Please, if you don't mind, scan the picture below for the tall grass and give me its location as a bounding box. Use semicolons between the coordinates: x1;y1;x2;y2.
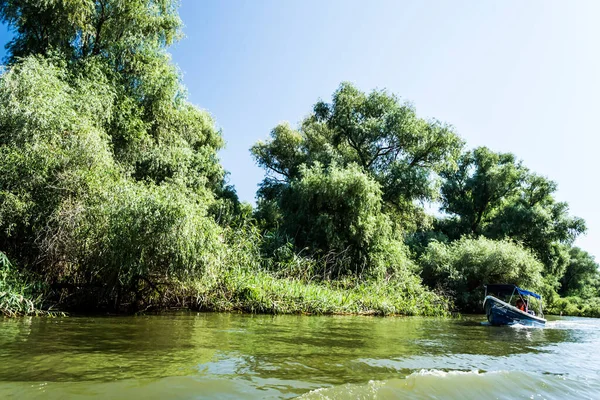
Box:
0;252;44;317
159;227;451;317
167;266;450;317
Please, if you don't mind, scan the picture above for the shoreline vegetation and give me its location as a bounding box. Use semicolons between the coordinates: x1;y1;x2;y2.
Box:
1;1;599;319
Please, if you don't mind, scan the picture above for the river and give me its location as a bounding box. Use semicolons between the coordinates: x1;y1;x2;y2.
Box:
0;313;598;399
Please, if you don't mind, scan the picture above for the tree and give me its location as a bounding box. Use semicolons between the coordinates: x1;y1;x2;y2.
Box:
438;147;585;279
0;0;181;65
559;247;599;298
0;0;227;194
252;82;464;231
486;177;585;278
439;147;526;236
0;1;233;309
278;163;393;277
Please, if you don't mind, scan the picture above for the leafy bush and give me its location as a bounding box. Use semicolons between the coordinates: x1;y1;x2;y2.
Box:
559;247;600;298
546;296;600;318
419;237;544;311
249;162;420;283
278;163;397;278
0;54;227;311
40;180;225;309
0;56;117;268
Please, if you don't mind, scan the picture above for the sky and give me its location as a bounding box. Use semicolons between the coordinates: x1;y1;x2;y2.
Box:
0;1;598;259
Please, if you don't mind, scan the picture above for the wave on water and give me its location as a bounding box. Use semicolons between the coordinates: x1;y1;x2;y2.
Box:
298;369;595;400
509;322;542;330
545;319;598;330
481;318;599;330
479;320;548;329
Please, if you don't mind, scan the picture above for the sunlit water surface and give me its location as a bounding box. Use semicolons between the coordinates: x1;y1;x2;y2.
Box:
0;313;598;399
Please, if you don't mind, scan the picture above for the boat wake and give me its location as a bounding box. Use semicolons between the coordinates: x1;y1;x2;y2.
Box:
298;369;595;399
509;322;543;329
545;320;598;330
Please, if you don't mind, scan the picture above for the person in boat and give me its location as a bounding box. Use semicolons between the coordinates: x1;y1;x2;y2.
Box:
516;298;527;312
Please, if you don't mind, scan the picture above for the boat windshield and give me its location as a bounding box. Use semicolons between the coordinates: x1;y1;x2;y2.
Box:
485;284;542;299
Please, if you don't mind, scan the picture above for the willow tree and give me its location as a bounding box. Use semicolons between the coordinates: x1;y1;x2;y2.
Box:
1;0;228;190
252;83;464;230
438;147;586;282
559;247;599;298
251;83;463;277
0;0;233;309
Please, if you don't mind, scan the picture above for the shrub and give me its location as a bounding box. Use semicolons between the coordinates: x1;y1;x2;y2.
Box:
41;180;225;309
545;296;600;318
419;237;544;311
279;163;388;277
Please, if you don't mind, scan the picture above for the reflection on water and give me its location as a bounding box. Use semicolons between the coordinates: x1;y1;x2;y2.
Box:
0;313;598;399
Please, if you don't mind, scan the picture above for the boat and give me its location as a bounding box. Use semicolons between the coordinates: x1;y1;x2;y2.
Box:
483;284;546;327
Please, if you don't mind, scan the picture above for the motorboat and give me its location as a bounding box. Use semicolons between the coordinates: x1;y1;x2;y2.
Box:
483;284;546;327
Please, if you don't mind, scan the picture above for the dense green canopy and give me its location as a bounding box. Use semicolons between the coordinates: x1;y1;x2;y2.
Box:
438;147;586;280
252;83;464;231
0;0;233;309
251;83;465;277
560;247;600;298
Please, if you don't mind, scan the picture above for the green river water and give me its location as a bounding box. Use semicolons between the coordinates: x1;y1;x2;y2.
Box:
0;313;598;399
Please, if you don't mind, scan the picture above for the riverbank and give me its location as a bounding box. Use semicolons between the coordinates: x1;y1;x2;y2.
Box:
176;269;451;317
6;269;600;318
1;267;451;318
4;251;598;319
545;296;600;318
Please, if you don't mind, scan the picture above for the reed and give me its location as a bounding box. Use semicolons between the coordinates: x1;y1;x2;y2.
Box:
172;266;450;317
0;252;43;317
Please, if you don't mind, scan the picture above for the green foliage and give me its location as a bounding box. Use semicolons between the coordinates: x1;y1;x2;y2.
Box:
0;0;182;64
440;147;526;236
0;56;117;265
559;247;599;298
45;181;224;307
252;82;464;231
0;0;231;311
439;147;585;281
1;0;227;194
250;83;463;292
253;162;421;281
405;230;450;259
546;296;600;318
154;223;449;317
176;266;450;317
419;237;544;311
310;83;464;211
0;251;44;316
279;163;390;277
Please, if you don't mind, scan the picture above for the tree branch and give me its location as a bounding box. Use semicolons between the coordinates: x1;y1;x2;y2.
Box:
92;0;106;56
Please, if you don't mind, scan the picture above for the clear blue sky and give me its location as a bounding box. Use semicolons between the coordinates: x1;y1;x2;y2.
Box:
1;1;598;259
